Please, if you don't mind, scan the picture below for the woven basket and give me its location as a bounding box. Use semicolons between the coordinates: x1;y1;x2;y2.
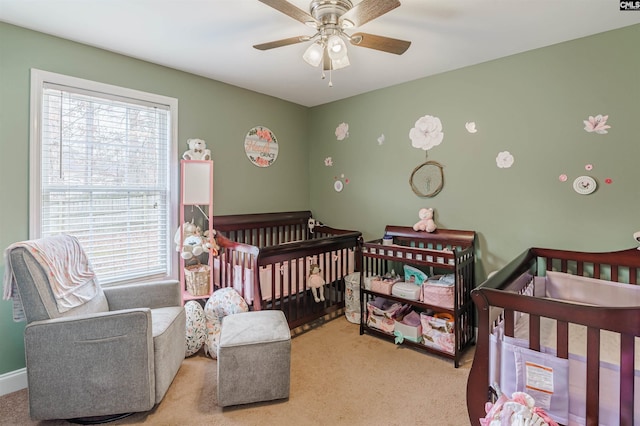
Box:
185;261;210;296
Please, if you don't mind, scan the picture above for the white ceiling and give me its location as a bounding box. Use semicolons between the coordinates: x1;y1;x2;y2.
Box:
1;0;639;107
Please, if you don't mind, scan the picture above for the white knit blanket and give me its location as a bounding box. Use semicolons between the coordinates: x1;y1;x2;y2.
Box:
3;235;99;321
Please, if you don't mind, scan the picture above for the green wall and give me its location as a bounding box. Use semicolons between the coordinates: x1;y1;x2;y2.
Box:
1;21;639;377
0;22;309;374
309;24;640;279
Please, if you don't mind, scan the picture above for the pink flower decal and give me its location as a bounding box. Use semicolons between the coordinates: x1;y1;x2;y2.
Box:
324;157;333;167
605;178;613;184
559;174;567;182
583;114;610;134
585;164;593;171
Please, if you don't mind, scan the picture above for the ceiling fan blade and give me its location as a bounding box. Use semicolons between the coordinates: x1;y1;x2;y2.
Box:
258;0;319;27
253;36;309;51
349;32;411;55
340;0;401;28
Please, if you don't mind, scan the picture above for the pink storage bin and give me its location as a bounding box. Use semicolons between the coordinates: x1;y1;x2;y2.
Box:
366;298;403;334
370;276;401;295
420;312;455;354
422;279;454;309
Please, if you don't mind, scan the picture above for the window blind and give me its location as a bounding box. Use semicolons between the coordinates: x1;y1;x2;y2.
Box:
39;83;172;284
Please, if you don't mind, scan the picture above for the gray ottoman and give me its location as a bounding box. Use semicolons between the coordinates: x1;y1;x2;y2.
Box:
217;310;291;407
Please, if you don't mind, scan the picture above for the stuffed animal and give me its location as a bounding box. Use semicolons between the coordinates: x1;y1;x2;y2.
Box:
174;222;213;260
413;208;437;233
182;138;211;161
308;264;326;303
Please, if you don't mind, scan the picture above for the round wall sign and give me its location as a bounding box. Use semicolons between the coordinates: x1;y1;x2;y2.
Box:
244;126;278;167
573;175;597;195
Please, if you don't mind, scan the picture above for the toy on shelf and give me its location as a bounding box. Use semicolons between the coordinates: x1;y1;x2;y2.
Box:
174;221;219;260
182;138;211;161
413;207;437;232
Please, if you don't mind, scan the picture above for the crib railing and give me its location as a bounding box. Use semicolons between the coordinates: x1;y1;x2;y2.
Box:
467;247;640;426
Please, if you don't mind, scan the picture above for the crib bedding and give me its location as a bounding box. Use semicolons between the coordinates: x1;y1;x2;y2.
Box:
215;248;356;304
488;271;640;425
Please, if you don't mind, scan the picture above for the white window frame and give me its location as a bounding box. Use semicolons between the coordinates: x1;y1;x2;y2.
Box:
29;69;179;284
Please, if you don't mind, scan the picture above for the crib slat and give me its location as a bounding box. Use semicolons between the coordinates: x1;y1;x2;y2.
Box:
504;309;514;337
529;314;540;351
585;327;601;426
611;265;619;282
556;320;569;359
620;333;635;425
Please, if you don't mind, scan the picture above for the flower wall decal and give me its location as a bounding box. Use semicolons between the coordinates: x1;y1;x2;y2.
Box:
465;122;477;133
496;151;515;169
335;122;349;140
324;157;333;167
583;114;610;134
377;134;385;145
559;174;568;182
409;115;444;151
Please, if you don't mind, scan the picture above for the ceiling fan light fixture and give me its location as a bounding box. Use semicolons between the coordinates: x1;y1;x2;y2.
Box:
326;34;348;60
303;42;324;67
331;54;350;70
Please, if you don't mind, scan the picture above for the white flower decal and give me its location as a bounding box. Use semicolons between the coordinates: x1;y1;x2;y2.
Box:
583;114;610;134
377;134;385;145
496;151;514;169
465;122;477;133
324;157;333;167
409;115;444;151
335;122;349;140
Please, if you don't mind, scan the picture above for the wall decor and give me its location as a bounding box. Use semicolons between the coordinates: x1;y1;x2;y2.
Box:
573;175;597;195
410;160;444;198
583;114;610;134
465;122;478;133
324;157;333;166
244;126;278;167
496;151;515;169
410;115;444;151
335;122;349;140
377;134;385;145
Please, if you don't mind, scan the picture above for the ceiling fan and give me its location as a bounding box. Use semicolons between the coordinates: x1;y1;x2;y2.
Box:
254;0;411;80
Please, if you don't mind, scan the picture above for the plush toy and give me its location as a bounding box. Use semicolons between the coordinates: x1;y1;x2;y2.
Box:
182;138;211;161
174;222;219;260
480;391;558;426
308;264;326;303
413;208;437;232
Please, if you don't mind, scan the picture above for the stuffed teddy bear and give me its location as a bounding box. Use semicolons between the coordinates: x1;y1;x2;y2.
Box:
182;138;211;161
308;264;326;303
174;222;210;260
413;208;437;232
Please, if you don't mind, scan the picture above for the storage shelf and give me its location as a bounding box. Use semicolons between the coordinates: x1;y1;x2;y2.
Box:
359;227;476;368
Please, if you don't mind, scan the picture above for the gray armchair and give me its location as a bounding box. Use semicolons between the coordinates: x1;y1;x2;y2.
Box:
7;236;186;421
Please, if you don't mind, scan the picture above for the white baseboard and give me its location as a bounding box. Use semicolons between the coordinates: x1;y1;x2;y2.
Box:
0;368;27;396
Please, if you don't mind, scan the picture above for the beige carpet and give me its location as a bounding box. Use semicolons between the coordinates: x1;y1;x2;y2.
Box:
0;315;474;426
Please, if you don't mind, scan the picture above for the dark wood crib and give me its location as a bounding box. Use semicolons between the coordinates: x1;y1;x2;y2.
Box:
212;211;362;329
466;246;640;425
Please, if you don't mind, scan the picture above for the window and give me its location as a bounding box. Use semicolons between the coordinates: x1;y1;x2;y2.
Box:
30;69;178;285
